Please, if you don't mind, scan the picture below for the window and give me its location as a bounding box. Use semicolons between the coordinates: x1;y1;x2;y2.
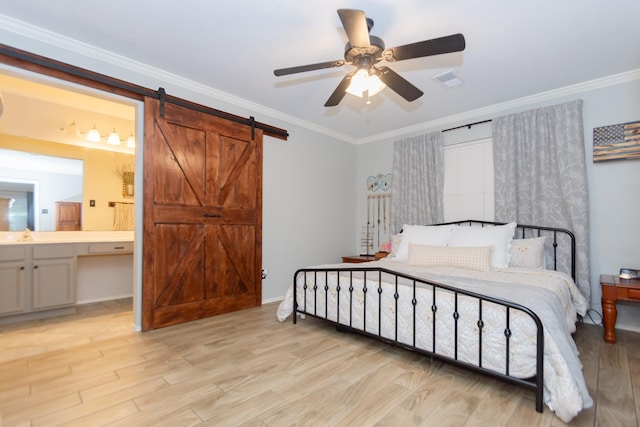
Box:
443;138;494;222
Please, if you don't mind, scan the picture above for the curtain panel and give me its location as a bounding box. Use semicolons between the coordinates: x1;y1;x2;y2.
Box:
391;132;444;233
492;100;591;301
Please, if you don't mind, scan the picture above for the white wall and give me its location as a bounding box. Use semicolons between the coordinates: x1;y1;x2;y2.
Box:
357;78;640;333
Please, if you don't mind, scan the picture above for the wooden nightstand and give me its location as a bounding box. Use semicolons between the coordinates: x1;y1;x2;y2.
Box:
600;274;640;343
342;255;376;263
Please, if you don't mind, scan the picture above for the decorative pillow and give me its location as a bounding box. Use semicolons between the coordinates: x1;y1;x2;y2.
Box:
509;236;546;269
388;233;403;258
408;244;492;271
447;222;517;268
394;224;455;262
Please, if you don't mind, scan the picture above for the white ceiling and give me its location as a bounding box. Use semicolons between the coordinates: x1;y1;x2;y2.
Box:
1;0;639;143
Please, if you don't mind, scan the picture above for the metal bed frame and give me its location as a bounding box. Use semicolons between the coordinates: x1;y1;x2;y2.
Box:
292;220;576;413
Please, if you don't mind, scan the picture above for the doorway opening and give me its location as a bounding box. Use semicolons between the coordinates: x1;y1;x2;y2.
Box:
0;63;143;329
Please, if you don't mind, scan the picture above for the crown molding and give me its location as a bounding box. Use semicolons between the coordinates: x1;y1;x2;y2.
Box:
1;14;638;147
357;69;640;145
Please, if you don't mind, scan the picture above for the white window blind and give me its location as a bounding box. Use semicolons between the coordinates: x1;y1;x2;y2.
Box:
443;138;494;222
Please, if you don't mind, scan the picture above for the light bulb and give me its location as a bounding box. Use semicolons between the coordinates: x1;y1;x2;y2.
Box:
107;129;121;145
87;125;101;142
126;132;135;148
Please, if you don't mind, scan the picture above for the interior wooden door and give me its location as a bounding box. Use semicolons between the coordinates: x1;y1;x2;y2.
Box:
142;98;263;330
55;202;82;231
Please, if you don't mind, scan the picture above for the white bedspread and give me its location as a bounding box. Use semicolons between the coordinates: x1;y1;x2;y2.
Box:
277;260;592;423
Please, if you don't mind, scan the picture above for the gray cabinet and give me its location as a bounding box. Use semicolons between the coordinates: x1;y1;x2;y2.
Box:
0;244;76;316
0;246;28;315
32;245;76;310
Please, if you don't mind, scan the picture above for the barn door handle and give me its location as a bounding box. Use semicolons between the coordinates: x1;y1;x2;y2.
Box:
203;213;222;218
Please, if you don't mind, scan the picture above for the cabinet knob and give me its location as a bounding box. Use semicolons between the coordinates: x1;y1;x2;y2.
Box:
34;265;38;269
20;266;25;270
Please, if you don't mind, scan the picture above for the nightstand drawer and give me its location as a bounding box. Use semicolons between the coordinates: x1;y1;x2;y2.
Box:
342;255;376;263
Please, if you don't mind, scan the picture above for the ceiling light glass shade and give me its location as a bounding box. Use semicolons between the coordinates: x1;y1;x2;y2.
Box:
126;133;136;148
107;129;121;145
67;120;80;137
86;125;101;142
346;69;386;97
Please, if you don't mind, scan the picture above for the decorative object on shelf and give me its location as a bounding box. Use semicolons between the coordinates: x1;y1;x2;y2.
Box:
114;163;135;198
366;173;392;192
593;120;640;162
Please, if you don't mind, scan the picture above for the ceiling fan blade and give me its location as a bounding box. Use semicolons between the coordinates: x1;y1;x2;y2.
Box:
337;9;371;48
324;74;353;107
274;60;345;76
377;67;423;102
385;33;466;62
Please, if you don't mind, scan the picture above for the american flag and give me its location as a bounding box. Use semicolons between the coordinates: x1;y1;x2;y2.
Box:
593;121;640;162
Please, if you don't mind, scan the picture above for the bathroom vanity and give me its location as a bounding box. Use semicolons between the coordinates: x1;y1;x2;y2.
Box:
0;231;134;323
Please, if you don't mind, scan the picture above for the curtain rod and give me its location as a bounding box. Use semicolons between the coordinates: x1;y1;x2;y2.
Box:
441;119;492;133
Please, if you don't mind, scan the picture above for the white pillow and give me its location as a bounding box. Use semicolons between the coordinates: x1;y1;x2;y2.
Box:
394;224;455;262
448;222;517;268
408;244;492;271
509;236;546;269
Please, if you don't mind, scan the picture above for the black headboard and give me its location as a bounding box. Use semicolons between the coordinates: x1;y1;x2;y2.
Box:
438;220;576;282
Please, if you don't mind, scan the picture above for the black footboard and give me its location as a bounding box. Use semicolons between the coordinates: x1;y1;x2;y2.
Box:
292;267;545;413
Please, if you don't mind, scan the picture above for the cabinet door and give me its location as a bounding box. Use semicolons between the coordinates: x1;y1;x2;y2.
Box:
55;202;82;231
0;261;27;315
32;257;76;309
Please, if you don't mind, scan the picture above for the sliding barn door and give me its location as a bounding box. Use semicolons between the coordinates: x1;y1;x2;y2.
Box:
142;98;263;330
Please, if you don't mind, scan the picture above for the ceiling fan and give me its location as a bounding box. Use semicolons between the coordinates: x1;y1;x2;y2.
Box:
273;9;466;107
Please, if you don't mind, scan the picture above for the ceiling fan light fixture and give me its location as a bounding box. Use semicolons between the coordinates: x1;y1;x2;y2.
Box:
346;69;386;98
86;125;101;142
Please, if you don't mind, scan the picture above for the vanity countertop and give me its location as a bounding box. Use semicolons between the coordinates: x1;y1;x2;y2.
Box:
0;231;134;245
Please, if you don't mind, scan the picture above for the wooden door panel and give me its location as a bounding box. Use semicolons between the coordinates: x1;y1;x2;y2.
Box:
155;118;208;206
153;121;206;206
153;224;205;307
218;135;257;209
207;225;256;298
143;97;262;330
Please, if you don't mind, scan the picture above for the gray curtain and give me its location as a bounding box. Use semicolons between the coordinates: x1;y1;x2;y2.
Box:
492;100;591;301
391;131;444;233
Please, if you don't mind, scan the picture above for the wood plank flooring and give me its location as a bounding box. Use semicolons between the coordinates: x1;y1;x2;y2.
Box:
1;299;639;426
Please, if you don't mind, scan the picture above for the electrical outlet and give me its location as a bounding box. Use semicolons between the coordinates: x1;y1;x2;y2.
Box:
90;199;96;207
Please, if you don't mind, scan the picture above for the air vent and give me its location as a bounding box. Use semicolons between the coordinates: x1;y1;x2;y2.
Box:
433;70;464;88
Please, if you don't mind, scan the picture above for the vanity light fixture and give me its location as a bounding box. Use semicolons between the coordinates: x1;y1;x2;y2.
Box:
86;124;101;142
107;128;121;146
126;132;136;148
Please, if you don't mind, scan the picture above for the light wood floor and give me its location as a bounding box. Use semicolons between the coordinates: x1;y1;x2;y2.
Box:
1;299;639;426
